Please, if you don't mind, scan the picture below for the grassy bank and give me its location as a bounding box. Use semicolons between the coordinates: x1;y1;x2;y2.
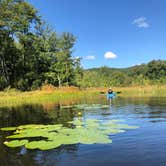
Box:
109;85;166;97
0;87;98;108
115;85;166;97
87;85;166;97
0;85;165;108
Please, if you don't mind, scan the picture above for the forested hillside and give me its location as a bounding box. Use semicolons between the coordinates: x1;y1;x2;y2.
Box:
0;0;83;91
80;60;166;87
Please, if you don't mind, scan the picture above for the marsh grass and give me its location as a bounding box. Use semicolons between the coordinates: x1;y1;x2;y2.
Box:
0;85;165;108
87;85;166;97
0;88;98;107
114;85;166;97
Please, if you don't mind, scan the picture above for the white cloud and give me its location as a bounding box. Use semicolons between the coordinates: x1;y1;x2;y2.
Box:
85;55;95;60
132;17;149;28
104;51;117;59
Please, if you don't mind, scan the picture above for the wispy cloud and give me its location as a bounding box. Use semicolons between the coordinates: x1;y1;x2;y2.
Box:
85;55;95;60
132;17;149;28
104;51;117;59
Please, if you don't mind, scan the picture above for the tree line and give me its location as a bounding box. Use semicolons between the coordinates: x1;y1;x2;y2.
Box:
81;60;166;87
0;0;165;91
0;0;83;91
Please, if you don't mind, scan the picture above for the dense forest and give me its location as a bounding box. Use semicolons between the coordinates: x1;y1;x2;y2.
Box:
0;0;83;91
81;60;166;87
0;0;165;91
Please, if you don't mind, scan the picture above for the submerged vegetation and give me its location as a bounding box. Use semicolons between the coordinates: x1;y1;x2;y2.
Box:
1;118;138;150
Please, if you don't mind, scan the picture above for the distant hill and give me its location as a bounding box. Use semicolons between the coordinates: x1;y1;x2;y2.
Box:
81;60;166;87
86;63;146;74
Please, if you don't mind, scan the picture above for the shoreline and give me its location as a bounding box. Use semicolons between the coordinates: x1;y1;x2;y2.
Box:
0;85;166;108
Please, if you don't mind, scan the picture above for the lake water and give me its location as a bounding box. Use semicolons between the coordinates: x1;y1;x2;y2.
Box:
0;96;166;166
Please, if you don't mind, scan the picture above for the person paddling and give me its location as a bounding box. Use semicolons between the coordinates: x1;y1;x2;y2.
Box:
107;87;116;104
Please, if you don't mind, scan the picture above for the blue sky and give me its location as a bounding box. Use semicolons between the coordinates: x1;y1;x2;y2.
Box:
28;0;166;69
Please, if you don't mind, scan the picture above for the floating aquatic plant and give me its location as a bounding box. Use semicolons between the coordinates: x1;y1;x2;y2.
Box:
1;118;138;150
61;104;110;110
4;139;29;147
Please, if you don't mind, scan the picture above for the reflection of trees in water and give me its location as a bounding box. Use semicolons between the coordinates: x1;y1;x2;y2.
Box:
0;104;52;127
0;141;38;166
34;144;79;166
0;143;79;166
0;103;77;128
0;133;79;166
42;102;77;124
0;97;166;166
0;103;78;166
0;96;165;127
0;95;109;128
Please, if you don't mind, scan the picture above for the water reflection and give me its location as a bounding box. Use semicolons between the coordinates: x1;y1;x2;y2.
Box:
0;97;166;166
34;144;80;166
0;104;76;128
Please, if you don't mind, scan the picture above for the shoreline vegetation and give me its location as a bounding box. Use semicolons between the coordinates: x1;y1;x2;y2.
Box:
0;1;165;92
0;85;166;108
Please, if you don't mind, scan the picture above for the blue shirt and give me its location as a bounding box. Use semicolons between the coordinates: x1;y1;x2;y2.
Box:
107;92;116;99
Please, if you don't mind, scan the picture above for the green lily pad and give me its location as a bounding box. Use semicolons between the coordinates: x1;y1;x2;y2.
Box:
25;140;56;150
39;141;62;150
61;104;110;110
1;118;138;150
60;105;74;109
1;127;17;131
4;139;28;148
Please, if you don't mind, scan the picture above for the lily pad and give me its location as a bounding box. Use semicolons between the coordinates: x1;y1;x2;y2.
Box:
4;140;28;148
1;127;17;131
1;118;138;150
61;104;110;110
60;105;74;109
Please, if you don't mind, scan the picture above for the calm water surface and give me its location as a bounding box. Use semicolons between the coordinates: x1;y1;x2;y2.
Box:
0;97;166;166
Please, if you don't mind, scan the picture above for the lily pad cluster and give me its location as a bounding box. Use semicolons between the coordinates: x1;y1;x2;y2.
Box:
61;104;110;110
1;118;138;150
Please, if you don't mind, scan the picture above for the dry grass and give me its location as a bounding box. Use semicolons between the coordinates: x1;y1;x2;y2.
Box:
0;85;165;108
0;86;96;107
86;85;166;97
113;85;166;97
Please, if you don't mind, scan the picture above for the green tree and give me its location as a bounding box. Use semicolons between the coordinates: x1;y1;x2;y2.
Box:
46;32;76;87
0;0;40;90
146;60;166;80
